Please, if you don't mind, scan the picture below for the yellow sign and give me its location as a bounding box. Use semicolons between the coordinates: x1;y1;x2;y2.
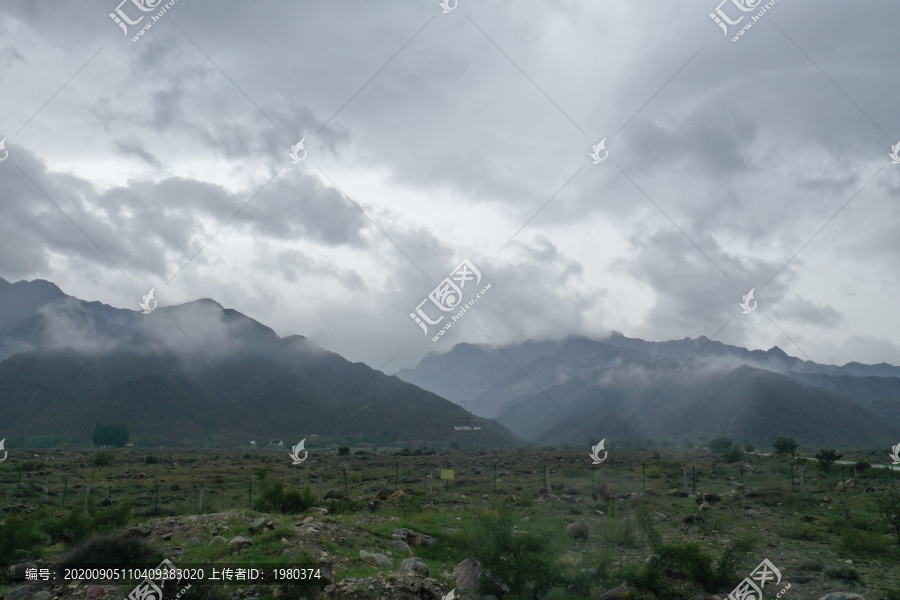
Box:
440;469;455;480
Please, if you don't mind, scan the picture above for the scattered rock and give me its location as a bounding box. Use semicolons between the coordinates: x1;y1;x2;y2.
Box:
598;585;630;600
372;553;393;570
32;591;53;600
822;495;832;503
248;517;268;534
393;528;436;547
536;487;550;498
653;512;667;520
306;507;329;515
7;563;37;582
375;489;394;501
592;483;616;502
699;501;711;511
86;585;104;598
399;557;429;577
816;594;870;600
128;525;152;537
209;536;227;546
324;488;344;499
228;536;253;551
565;522;589;540
746;509;761;517
388;540;413;555
452;558;482;590
386;490;406;502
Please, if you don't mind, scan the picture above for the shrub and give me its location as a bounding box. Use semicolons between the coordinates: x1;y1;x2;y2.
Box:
0;512;46;564
876;489;900;546
721;446;744;464
43;501;133;546
709;438;733;454
92;422;129;447
92;450;114;467
825;565;861;582
744;444;754;452
60;533;162;570
814;449;843;472
255;480;319;514
462;501;565;598
337;447;350;456
144;455;159;465
772;437;798;455
855;461;872;472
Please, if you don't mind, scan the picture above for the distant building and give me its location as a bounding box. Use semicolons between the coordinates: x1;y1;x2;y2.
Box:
269;439;284;446
250;441;256;445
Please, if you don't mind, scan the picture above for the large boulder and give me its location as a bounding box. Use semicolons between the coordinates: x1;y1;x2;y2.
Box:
324;488;344;500
227;536;253;551
248;517;268;534
566;522;589;540
399;557;429;577
388;540;413;555
452;558;482;590
371;553;393;570
592;483;615;502
393;528;436;547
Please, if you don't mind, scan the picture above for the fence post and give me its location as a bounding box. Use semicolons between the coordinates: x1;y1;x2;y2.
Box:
692;466;696;494
642;465;646;492
248;481;252;505
344;469;349;498
799;465;804;493
790;463;795;493
682;466;689;495
61;479;68;507
199;487;204;513
395;464;399;491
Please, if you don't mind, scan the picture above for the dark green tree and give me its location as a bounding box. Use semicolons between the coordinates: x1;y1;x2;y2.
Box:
709;437;734;454
814;449;843;472
92;423;129;447
772;437;798;456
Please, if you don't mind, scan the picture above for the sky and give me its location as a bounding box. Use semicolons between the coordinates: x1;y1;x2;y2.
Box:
0;0;898;373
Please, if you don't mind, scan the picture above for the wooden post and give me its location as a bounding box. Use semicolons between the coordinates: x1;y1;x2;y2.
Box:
318;475;323;500
199;487;204;513
61;479;68;507
642;465;646;492
799;465;804;493
429;469;433;495
682;466;689;495
344;469;349;498
790;463;795;493
85;484;91;516
544;466;550;491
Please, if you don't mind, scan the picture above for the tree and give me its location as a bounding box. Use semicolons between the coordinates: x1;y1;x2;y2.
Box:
722;446;744;464
92;423;129;447
709;437;734;454
772;437;798;456
814;449;843;472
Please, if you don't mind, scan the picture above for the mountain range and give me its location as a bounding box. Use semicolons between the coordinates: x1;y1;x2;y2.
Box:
0;278;515;447
396;334;900;449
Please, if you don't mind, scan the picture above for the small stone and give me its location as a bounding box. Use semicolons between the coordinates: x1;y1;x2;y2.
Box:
86;585;104;598
399;557;429;577
210;536;227;546
32;592;53;600
746;509;761;517
228;536;253;551
388;540;413;555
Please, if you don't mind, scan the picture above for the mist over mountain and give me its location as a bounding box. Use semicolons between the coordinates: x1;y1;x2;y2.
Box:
0;278;516;447
396;333;900;449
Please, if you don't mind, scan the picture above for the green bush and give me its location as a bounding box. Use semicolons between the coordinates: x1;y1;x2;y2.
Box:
814;449;843;472
92;450;114;467
44;501;133;546
709;438;733;454
60;533;162;571
255;480;319;514
855;461;872;472
338;447;350;456
462;501;565;598
825;565;861;582
144;455;159;465
0;512;46;564
772;437;798;455
92;422;129;447
721;446;744;464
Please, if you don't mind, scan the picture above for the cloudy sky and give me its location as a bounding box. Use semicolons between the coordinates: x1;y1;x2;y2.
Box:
1;0;898;373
